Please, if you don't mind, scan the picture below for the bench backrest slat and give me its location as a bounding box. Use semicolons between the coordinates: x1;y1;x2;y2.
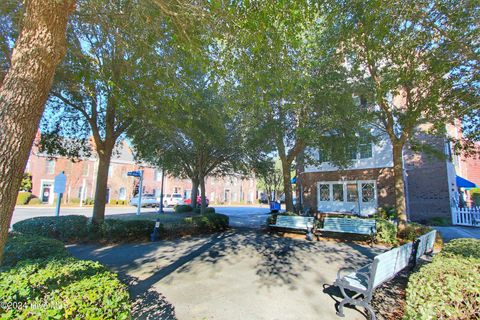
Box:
322;217;376;234
415;230;436;260
274;216;314;229
395;242;413;274
371;247;400;288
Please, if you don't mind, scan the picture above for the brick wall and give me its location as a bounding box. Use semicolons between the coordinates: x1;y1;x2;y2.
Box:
299;168;395;212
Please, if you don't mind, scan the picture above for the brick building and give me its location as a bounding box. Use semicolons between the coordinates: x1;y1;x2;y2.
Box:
298;124;477;222
26;142;257;205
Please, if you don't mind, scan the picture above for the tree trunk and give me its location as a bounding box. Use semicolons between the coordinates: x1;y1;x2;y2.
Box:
92;148;113;224
191;178;199;208
0;0;74;264
280;157;294;212
200;175;207;214
393;143;408;234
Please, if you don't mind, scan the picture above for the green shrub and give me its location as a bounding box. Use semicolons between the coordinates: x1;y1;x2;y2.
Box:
163;213;229;238
69;198;81;204
470;188;480;206
375;219;398;245
98;219;156;242
12;215;89;242
16;192;32;205
267;211;298;225
0;258;131;319
2;233;69;268
426;216;450;226
175;204;193;213
28;197;42;205
375;206;397;220
440;238;480;260
400;222;433;241
405;253;480;319
205;207;215;214
83;198;94;205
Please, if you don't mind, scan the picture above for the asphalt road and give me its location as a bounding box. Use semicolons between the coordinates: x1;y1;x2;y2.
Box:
11;205;271;229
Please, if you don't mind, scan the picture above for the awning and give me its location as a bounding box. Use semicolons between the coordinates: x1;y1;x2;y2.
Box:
456;176;477;188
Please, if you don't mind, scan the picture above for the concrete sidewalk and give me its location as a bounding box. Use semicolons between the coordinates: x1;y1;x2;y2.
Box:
434;226;480;242
68;230;386;320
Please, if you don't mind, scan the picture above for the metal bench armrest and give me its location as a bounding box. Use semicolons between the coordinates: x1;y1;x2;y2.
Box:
336;267;356;280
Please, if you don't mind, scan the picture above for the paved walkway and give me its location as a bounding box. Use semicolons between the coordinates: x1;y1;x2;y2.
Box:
434;226;480;242
68;230;385;320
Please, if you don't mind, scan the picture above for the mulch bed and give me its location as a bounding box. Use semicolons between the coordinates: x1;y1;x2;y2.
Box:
371;269;409;320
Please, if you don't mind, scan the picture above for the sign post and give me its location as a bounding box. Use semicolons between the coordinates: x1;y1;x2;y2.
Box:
54;171;67;217
127;170;143;216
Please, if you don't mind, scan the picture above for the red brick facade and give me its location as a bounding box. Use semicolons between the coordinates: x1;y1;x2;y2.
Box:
25;144;256;205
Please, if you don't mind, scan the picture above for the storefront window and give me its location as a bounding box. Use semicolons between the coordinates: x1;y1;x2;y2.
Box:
347;184;358;202
319;184;330;201
333;184;344;201
362;183;375;202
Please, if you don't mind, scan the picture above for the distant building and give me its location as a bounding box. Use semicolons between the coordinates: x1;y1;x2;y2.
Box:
26;141;257;205
298;123;478;223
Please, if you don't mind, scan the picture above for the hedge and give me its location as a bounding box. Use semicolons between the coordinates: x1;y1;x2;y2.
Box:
0;258;131;319
175;204;193;213
405;238;480;319
2;233;69;268
12;215;89;242
16;192;32;205
97;219;156;242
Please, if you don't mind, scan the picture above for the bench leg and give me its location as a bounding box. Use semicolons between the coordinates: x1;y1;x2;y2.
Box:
337;286;376;319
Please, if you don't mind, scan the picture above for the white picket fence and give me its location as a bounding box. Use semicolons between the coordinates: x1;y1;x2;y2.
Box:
451;206;480;227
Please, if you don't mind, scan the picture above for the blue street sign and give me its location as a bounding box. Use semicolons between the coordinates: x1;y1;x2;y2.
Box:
127;171;141;177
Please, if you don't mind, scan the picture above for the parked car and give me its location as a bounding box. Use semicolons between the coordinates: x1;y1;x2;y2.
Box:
130;194;158;207
184;195;209;207
163;193;185;207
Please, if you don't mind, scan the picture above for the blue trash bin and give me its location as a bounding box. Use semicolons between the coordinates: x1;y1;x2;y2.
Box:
269;201;280;213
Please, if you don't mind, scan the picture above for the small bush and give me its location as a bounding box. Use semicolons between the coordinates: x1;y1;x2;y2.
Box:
205;207;215;214
175;204;193;213
2;233;69;268
405;238;480;319
98;219;156;242
375;219;398;245
0;258;131;319
470;188;480;206
12;215;89;242
426;216;450;226
399;222;433;242
375;206;397;220
28;197;42;205
267;211;298;225
16;192;32;205
69;198;81;204
83;198;94;205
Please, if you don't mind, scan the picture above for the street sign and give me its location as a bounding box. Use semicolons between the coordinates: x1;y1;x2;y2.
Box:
54;172;67;193
127;171;141;177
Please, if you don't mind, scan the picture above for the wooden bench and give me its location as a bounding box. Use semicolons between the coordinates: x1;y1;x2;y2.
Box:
318;217;376;245
334;242;414;320
269;215;315;233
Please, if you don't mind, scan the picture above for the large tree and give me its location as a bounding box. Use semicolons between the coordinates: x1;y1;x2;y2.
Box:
130;62;247;213
41;0;172;224
323;0;479;232
217;1;364;212
0;0;75;264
